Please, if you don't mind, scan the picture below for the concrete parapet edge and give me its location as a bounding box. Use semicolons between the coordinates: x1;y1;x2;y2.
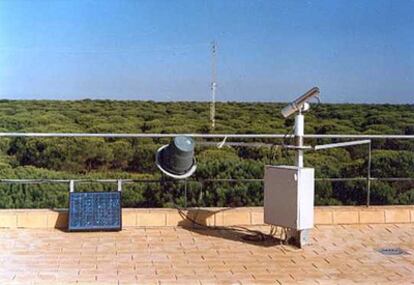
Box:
0;206;413;229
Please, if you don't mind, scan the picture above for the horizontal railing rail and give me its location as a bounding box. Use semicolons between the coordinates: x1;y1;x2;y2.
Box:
0;132;413;139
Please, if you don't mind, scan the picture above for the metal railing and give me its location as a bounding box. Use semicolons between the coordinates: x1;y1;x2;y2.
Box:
0;132;413;139
0;132;413;207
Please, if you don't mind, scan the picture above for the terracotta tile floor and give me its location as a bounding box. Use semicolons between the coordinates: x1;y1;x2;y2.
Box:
0;224;413;285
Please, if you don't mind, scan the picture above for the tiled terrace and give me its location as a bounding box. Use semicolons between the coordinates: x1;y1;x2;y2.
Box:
0;219;413;284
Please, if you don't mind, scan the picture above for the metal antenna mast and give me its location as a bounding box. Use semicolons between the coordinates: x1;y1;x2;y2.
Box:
210;41;217;129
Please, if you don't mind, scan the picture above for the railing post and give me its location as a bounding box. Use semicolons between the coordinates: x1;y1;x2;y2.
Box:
199;180;203;204
184;179;188;209
367;141;372;207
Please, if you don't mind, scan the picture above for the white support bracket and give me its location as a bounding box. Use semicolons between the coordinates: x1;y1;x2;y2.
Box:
117;180;123;192
69;180;75;193
314;139;371;150
217;136;227;148
314;139;372;206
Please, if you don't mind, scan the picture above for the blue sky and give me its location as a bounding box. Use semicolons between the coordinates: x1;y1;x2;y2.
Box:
0;0;413;103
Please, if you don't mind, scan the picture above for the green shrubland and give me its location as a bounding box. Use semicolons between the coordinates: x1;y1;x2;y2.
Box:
0;100;413;208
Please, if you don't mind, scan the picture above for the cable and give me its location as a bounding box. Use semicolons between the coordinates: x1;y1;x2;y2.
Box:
268;143;280;165
0;42;211;54
174;204;287;243
281;125;296;164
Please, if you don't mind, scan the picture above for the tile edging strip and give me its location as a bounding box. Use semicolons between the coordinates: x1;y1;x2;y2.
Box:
0;206;413;228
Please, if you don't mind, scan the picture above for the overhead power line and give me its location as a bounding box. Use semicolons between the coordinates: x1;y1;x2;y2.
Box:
0;42;211;54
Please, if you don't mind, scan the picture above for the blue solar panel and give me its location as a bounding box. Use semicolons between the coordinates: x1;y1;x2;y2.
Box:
68;192;122;231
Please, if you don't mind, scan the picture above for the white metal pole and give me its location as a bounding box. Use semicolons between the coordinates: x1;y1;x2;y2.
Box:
210;41;217;129
294;114;304;168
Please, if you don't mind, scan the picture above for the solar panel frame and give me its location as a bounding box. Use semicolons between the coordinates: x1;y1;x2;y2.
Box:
68;191;122;231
